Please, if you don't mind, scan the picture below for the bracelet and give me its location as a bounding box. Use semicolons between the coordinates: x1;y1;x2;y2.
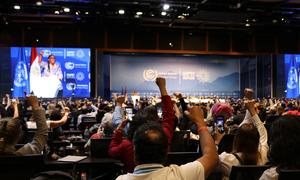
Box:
197;126;208;133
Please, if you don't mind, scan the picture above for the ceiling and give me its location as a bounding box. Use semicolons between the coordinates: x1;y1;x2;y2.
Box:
1;0;300;29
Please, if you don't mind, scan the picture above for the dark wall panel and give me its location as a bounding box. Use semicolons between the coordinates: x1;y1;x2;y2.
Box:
80;27;104;48
232;31;252;52
133;29;156;49
0;26;23;46
255;33;275;53
277;32;298;54
52;27;78;47
183;31;205;51
107;28;131;49
159;30;181;50
208;30;230;51
24;27;50;47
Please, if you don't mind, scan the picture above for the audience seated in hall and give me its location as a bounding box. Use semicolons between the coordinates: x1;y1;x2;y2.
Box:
3;81;300;179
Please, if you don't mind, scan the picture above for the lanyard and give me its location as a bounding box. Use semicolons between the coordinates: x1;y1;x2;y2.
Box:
133;165;164;174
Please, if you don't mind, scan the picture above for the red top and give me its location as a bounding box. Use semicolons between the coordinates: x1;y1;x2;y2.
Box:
108;95;175;173
285;110;300;116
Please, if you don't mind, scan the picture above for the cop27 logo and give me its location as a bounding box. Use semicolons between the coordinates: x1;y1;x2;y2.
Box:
143;69;158;81
65;62;75;70
66;83;76;91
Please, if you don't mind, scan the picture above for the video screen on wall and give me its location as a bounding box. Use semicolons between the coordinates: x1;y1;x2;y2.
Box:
10;47;90;98
284;54;300;98
107;54;242;97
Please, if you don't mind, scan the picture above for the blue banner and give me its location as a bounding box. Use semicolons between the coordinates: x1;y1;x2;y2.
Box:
109;54;241;97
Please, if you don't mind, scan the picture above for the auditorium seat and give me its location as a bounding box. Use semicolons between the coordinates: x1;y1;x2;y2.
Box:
79;116;97;130
90;138;112;158
170;130;190;152
229;165;271;180
278;169;300;180
0;154;44;180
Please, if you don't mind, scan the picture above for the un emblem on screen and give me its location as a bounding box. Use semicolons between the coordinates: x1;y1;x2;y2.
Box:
143;69;158;81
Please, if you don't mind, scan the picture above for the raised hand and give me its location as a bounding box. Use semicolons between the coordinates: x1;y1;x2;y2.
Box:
244;99;257;116
174;92;183;99
155;77;167;96
244;88;254;100
184;106;206;127
155;77;166;88
26;96;40;110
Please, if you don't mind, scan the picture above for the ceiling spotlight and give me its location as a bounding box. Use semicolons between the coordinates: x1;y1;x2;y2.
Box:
201;0;208;4
272;19;278;23
169;42;174;47
136;11;143;16
163;4;170;10
161;11;167;16
281;18;285;21
13;5;21;10
178;15;185;19
187;6;191;9
151;13;155;17
54;10;60;14
85;11;89;15
63;7;70;13
246;19;249;22
182;13;189;16
245;23;250;27
36;1;42;6
118;9;125;15
75;11;80;15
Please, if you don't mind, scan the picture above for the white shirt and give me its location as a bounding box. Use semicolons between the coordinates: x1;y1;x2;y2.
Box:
116;161;205;180
217;112;269;180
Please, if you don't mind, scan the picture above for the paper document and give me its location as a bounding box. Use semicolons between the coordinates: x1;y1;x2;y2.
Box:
58;155;87;162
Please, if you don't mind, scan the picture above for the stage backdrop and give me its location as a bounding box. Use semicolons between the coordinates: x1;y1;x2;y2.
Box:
107;54;242;97
10;47;90;98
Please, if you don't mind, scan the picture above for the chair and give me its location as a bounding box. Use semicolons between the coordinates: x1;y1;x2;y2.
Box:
79;116;97;131
170;130;190;152
166;152;201;166
32;170;74;180
229;165;271;180
278;169;300;180
90;138;112;158
0;154;44;180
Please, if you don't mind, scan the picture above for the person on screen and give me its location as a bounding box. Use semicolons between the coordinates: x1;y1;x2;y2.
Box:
38;51;63;98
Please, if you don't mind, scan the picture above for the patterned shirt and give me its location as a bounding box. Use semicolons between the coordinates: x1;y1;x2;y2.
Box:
40;61;63;80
